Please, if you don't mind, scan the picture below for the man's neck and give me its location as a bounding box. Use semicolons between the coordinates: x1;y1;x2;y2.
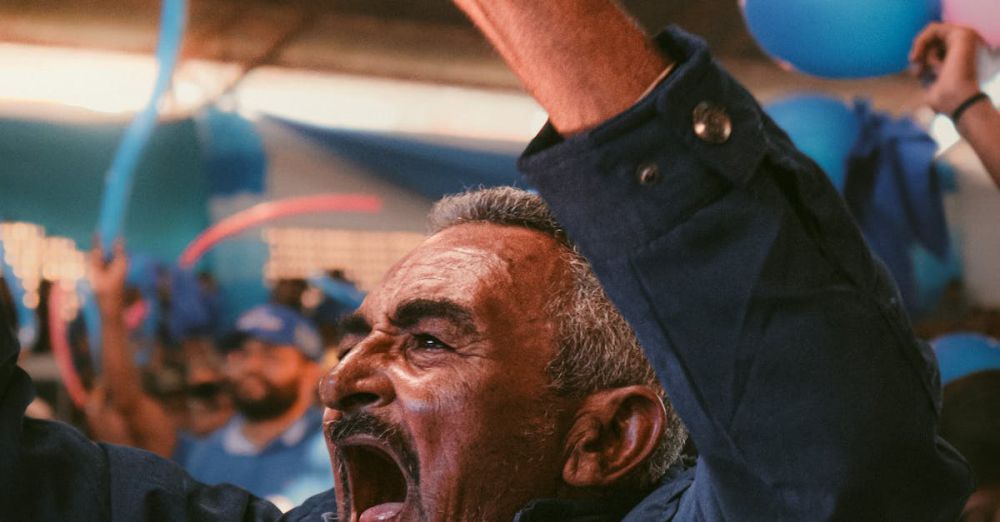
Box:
239;396;312;450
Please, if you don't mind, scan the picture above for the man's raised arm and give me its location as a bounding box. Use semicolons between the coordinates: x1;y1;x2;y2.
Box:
88;241;177;458
452;1;973;519
453;0;668;135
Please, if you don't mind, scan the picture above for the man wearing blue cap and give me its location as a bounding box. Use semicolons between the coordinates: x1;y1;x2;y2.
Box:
84;242;333;510
175;303;331;510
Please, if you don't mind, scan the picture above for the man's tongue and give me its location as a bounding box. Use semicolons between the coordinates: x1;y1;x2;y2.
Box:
359;502;405;522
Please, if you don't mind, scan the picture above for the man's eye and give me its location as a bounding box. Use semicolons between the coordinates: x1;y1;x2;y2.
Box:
412;334;451;351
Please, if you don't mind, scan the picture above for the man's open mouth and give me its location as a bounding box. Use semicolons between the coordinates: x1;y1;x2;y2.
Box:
336;436;415;522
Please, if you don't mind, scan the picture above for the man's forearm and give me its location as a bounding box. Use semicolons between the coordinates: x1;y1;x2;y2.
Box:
99;305;143;414
99;304;177;457
452;0;670;134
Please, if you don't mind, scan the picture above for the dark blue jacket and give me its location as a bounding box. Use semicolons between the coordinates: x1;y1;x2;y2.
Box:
0;27;971;521
516;27;972;520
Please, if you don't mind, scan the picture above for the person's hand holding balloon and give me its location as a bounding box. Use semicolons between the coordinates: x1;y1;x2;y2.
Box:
911;22;1000;187
910;22;984;115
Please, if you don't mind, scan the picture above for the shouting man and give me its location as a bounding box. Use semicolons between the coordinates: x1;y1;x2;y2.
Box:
0;0;973;520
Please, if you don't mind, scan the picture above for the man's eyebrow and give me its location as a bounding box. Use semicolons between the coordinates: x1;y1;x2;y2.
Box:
338;313;372;337
390;298;478;336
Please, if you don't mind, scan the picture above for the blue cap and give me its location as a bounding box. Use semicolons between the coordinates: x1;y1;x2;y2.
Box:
234;304;323;360
931;332;1000;386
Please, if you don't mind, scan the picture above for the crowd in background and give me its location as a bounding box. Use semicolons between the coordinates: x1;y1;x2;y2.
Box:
5;242;358;509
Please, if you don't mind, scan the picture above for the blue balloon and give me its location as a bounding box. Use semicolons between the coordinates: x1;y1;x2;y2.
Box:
765;94;860;191
96;0;187;252
743;0;940;78
932;332;1000;385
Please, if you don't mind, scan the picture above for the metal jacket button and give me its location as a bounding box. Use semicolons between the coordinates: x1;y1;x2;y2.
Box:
692;101;732;144
637;163;660;185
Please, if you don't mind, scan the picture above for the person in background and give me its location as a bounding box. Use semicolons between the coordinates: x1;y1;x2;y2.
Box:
170;268;235;438
176;338;234;438
911;22;1000;186
88;243;332;510
940;370;1000;521
272;278;309;312
180;303;331;511
310;268;364;368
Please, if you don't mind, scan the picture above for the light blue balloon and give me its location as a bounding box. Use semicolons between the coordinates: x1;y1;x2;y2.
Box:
96;0;187;252
743;0;940;78
932;333;1000;385
765;94;860;191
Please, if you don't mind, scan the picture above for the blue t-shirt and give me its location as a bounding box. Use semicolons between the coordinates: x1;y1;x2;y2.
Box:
179;408;332;511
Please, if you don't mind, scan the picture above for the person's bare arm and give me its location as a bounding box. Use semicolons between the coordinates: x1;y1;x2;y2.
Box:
954;98;1000;188
911;22;1000;187
452;0;670;135
89;241;176;457
83;381;137;447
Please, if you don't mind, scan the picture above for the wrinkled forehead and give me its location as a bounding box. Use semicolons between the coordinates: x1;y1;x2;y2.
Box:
362;223;568;323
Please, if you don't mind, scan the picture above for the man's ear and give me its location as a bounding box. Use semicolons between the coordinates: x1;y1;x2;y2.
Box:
562;385;666;488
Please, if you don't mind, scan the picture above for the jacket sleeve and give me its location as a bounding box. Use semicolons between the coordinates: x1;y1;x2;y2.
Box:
519;27;973;521
104;443;284;521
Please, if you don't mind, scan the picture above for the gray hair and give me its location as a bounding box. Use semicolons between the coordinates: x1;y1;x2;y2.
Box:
428;186;686;491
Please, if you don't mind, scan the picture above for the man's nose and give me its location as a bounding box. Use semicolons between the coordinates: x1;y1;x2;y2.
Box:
319;338;396;414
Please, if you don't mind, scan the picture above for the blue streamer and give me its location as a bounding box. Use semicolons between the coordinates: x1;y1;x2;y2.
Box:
89;0;186;374
96;0;188;252
0;239;38;350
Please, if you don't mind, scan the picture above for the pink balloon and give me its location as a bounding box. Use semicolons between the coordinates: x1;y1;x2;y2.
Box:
943;0;1000;47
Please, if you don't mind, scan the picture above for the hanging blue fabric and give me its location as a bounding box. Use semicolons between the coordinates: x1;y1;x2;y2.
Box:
0;239;37;351
196;105;268;198
96;0;188;251
194;105;270;323
844;100;950;315
271;117;523;200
